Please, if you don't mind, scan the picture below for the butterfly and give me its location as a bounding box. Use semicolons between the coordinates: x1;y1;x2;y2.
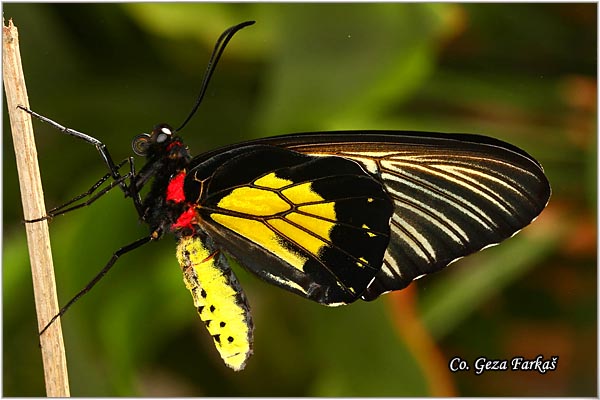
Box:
25;21;550;371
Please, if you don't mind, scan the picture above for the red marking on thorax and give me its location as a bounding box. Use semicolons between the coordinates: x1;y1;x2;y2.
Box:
166;172;186;203
171;207;197;231
166;141;182;152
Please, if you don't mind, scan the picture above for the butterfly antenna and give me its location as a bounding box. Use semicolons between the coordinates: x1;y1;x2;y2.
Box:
175;20;255;132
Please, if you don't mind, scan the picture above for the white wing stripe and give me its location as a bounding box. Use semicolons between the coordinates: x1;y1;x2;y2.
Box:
434;165;521;213
382;170;493;233
382;164;498;229
418;163;513;217
382;250;401;279
388;191;468;246
389;218;433;262
388;153;541;180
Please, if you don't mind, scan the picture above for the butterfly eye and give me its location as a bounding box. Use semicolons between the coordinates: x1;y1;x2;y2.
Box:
152;124;173;144
132;133;151;156
156;133;169;144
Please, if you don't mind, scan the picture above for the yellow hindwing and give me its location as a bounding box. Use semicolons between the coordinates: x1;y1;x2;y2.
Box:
212;179;337;272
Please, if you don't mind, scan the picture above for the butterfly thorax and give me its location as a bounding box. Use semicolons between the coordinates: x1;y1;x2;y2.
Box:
132;124;194;235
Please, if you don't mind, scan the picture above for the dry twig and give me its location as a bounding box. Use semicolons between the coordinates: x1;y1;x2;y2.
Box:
3;19;70;397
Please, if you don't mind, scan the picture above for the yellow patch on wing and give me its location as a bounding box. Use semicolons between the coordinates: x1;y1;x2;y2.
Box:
268;218;326;256
357;256;369;268
217;187;291;216
297;202;336;220
211;214;308;270
254;172;293;189
362;224;377;237
177;236;252;371
212;180;338;272
281;182;324;203
285;213;335;244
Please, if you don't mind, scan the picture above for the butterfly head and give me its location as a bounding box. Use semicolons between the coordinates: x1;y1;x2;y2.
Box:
132;123;189;161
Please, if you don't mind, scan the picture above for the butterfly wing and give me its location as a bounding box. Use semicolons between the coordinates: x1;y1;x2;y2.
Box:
189;145;394;305
255;131;551;300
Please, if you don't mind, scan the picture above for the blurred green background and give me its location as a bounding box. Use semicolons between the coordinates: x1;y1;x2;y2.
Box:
3;3;596;396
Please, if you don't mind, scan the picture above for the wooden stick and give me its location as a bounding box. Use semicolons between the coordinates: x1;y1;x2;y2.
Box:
3;19;71;397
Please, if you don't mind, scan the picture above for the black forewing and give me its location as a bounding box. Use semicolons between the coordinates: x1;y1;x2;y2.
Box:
248;131;551;300
188;145;393;305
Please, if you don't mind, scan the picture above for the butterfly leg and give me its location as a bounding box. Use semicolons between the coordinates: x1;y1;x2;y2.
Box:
24;159;132;223
39;230;161;336
18;105;129;194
